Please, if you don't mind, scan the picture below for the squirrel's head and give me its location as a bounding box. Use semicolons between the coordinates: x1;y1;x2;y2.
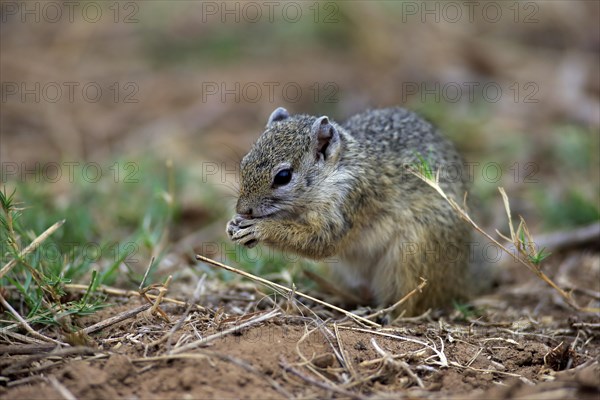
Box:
236;107;343;219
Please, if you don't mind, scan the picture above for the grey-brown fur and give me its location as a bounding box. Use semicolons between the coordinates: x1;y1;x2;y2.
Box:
227;107;472;316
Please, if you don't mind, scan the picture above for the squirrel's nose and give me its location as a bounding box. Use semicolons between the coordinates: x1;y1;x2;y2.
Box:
239;210;253;218
236;200;253;218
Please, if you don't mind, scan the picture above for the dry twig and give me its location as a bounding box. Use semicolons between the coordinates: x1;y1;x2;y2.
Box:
292;324;345;388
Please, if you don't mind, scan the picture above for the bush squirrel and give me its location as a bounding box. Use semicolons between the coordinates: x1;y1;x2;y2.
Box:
226;107;473;316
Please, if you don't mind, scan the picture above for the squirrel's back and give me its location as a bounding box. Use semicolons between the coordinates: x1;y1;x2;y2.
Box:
343;107;469;194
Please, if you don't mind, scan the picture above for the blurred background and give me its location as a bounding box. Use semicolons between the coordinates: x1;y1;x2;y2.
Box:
1;1;598;288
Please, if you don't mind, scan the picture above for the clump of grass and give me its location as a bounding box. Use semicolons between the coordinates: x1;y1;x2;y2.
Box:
452;300;484;321
0;158;181;331
0;187;108;329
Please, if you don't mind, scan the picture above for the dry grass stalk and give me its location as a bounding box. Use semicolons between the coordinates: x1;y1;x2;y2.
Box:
364;277;428;321
371;338;425;388
280;355;369;400
138;256;155;290
2;346;97;376
0;219;65;279
334;323;358;379
48;375;76;400
6;375;46;388
149;274;207;349
80;304;152;335
572;322;600;329
0;292;65;345
169;309;280;354
140;275;172;322
465;347;483;368
1;328;50;345
292;324;344;387
196;254;381;328
0;344;57;355
450;362;523;378
338;326;449;368
64;283;208;312
409;168;599;313
497;189;574;303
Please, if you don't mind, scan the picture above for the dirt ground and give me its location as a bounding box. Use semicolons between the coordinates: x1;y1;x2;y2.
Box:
2;248;599;399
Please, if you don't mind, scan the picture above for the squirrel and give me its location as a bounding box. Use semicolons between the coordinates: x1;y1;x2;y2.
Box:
226;107;474;316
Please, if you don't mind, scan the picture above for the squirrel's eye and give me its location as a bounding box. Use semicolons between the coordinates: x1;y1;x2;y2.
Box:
273;169;292;187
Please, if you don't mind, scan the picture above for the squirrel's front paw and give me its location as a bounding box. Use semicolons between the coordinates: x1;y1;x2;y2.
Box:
226;215;259;248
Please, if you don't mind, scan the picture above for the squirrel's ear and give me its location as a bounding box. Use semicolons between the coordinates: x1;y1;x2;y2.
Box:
311;116;339;160
267;107;290;127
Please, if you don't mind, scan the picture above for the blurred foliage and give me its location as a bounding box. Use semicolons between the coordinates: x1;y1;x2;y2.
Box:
551;125;599;173
1;156;197;289
140;3;355;67
535;189;599;229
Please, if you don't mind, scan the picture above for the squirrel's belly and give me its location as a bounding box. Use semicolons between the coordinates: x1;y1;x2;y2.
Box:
335;216;401;281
